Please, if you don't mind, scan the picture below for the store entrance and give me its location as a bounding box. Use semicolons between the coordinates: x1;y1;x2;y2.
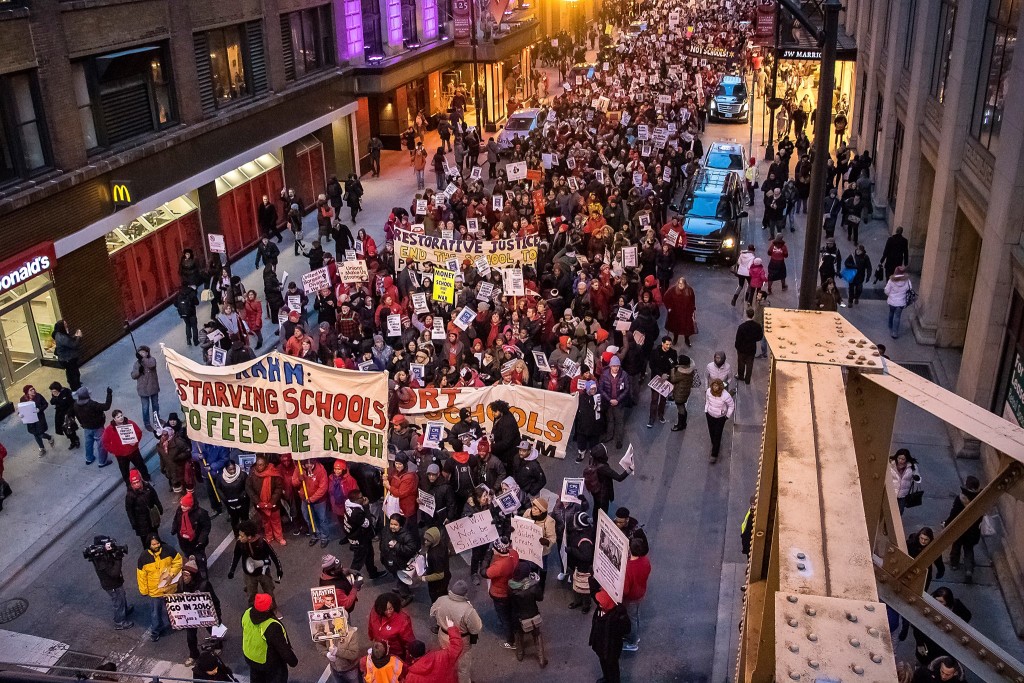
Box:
0;283;60;388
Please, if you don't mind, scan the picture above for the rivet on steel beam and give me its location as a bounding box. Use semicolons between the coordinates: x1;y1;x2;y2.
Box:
788;618;799;627
908;597;917;604
863;604;875;612
933;615;942;623
923;608;932;615
789;673;800;681
788;644;799;653
807;633;818;642
995;662;1004;671
797;562;806;570
943;624;952;632
852;664;865;675
978;648;988;657
808;659;819;669
871;654;882;664
787;595;798;603
805;607;816;616
849;638;860;648
960;637;970;645
867;628;879;637
846;612;858;623
797;552;806;560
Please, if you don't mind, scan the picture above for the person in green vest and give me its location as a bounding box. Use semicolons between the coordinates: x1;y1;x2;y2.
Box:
242;592;298;683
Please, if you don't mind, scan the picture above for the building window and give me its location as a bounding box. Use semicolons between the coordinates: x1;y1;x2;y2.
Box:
422;0;438;40
209;25;249;105
929;1;957;102
362;0;384;57
0;71;50;184
888;119;905;206
971;0;1020;150
401;0;419;45
902;0;917;70
386;0;404;46
342;0;364;59
72;45;176;150
283;5;334;80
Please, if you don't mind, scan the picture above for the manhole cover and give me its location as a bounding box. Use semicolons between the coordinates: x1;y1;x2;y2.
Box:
0;598;28;623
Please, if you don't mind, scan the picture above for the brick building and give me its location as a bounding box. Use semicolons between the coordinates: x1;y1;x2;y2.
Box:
0;0;596;409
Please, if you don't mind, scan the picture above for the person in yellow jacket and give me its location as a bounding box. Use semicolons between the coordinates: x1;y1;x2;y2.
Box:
243;593;298;683
136;534;182;642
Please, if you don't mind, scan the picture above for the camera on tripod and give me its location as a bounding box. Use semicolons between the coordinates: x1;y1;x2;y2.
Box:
83;535;128;561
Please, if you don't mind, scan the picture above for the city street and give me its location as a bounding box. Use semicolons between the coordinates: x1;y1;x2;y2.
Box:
0;47;1022;683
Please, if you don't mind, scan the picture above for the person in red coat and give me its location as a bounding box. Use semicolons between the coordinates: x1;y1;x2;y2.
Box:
368;592;417;663
292;459;331;547
404;621;464;683
388;452;420;518
100;410;151;486
621;536;652;652
663;277;698;347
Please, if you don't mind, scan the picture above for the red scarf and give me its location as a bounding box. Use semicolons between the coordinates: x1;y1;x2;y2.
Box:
179;508;195;541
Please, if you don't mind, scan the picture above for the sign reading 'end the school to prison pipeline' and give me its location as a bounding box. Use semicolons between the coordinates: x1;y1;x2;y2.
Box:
162;348;389;466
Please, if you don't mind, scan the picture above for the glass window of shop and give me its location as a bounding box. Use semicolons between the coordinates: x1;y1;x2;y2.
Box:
0;266;61;387
994;290;1024;421
105;195;199;254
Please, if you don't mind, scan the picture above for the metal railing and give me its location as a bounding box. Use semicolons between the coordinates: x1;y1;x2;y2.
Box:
0;663;226;683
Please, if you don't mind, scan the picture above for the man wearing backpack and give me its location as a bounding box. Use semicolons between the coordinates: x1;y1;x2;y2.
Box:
174;284;200;347
583;444;630;514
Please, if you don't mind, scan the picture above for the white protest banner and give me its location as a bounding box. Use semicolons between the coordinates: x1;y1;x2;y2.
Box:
400;384;578;458
354;239;364;256
207;329;224;344
511;516;544;566
453;306;476;330
431;318;445;339
566;156;576;170
207;234;226;254
648;376;673;397
596;169;605;184
444;182;459;197
311;586;340;610
211;347;228;367
415;199;428;215
663;167;672;182
633;171;643;186
410;363;425;383
302;267;331;294
441;229;454;240
561;477;584;504
492;195;504;211
446;510;500;553
340;260;368;283
594;509;630;603
532;351;551;373
563;358;581;378
622;246;638;268
386;314;402;337
467;218;480;235
478;282;495;301
502;268;525;296
470;166;482;181
506;161;527;181
116;423;139;445
658;94;672;104
287;295;302;312
666;228;682;247
162;348;389;466
166;593;219;630
344;249;357;261
417;488;437;517
619;444;636;473
422;421;444;449
541;153;554;169
637;124;650;140
412;292;429;314
641;144;652;158
393;229;536;270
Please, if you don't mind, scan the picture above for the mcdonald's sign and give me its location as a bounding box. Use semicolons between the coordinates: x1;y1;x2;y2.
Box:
110;180;134;208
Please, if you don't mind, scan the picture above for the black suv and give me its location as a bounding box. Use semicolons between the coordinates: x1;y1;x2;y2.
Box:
678;169;747;264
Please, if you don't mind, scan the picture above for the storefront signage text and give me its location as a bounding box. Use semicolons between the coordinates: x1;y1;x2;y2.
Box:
0;242;56;296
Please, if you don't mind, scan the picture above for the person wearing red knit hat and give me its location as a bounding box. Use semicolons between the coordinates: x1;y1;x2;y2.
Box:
172;491;211;577
589;589;631;683
242;592;297;683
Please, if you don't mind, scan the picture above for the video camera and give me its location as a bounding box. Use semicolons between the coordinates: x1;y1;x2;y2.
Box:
83;535;128;562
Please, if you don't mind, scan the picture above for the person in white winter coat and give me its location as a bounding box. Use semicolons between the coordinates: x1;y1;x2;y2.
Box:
889;448;920;513
884;266;913;338
732;245;756;307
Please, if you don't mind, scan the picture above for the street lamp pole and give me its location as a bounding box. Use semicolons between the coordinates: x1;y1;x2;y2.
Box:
798;0;842;310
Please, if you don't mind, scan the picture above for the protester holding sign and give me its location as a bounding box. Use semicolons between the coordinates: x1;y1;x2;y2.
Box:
175;557;222;667
101;409;150;486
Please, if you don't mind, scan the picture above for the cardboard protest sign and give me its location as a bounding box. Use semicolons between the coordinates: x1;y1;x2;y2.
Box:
17;401;37;424
412;292;429;314
496;488;521;514
453;306;476;330
308;609;348;642
163;348;389;466
561;478;585;503
478;282;495;301
400;385;578;458
311;586;340;611
432;268;457;304
416;199;428;215
417;488;437;517
116;423;139;445
506;161;527;181
211;347;228;367
410;364;425;384
302;267;331;294
467;218;480;235
502;268;525;296
492;195;504;211
594;510;630;603
470;166;483;180
533;351;551;373
541;153;554;169
619;444;636;473
340;260;368;283
446;510;500;553
648;376;673;397
207;234;226;254
431;318;445;339
511;516;544;566
622;246;638;268
386;314;402;337
287;295;302;313
165;592;219;630
393;229;536;270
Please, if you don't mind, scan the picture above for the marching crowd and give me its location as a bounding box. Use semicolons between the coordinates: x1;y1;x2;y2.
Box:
0;0;977;682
